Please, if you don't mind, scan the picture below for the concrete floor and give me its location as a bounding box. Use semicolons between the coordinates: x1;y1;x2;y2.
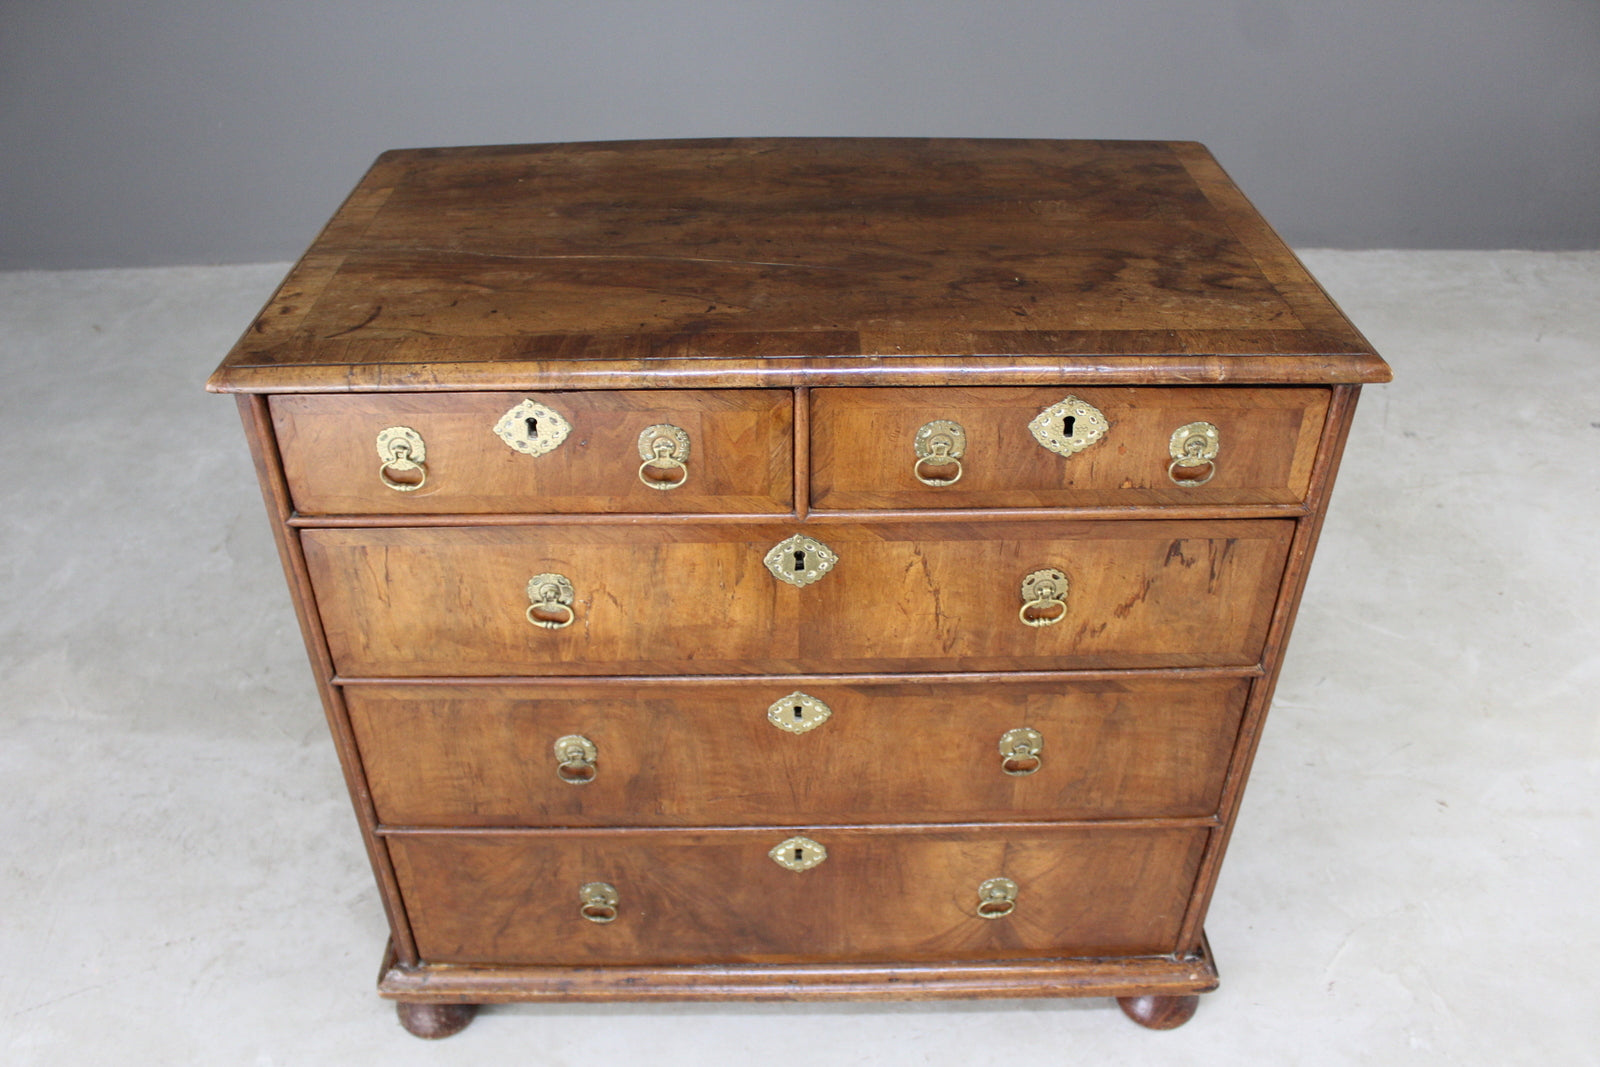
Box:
2;251;1597;1064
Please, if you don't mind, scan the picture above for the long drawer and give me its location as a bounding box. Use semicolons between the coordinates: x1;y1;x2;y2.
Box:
387;825;1209;966
271;390;794;515
347;675;1251;826
303;519;1293;676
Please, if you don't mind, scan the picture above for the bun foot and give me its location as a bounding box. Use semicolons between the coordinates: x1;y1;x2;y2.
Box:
396;1001;479;1039
1117;994;1200;1030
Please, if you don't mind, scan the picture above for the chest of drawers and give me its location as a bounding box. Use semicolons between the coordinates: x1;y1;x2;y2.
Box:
208;138;1389;1037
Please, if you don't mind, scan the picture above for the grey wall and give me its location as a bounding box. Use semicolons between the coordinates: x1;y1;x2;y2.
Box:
2;0;1597;268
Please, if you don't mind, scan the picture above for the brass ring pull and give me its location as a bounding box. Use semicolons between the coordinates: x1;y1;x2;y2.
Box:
1167;457;1216;486
526;573;576;630
976;877;1019;919
1018;568;1068;627
554;734;597;784
637;424;690;490
912;420;966;487
1168;422;1220;487
579;882;619;923
998;727;1043;776
375;426;427;492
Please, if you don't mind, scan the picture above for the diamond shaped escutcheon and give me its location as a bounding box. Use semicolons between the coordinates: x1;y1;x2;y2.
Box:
763;535;838;588
767;692;832;734
769;836;828;872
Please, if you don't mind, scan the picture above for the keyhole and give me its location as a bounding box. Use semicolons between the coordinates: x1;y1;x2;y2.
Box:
794;847;804;862
793;705;804;721
525;416;539;437
793;550;806;572
1061;415;1076;437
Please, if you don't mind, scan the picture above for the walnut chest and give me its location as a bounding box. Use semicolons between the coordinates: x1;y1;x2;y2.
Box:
208;138;1390;1037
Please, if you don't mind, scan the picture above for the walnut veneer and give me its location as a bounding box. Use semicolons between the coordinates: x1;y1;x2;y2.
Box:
209;137;1388;1037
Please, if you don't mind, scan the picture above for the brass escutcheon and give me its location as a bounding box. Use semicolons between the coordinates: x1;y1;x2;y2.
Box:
525;573;576;630
494;399;572;457
1018;568;1069;627
998;727;1044;776
912;419;967;487
554;734;597;783
767;692;832;735
1028;396;1109;459
763;535;839;588
375;426;427;492
769;836;827;872
1168;421;1220;486
976;877;1019;919
578;881;619;923
636;423;691;489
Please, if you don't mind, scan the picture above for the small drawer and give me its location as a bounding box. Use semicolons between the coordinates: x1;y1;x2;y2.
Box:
302;518;1292;676
387;825;1208;966
270;390;792;514
347;675;1251;827
810;386;1329;509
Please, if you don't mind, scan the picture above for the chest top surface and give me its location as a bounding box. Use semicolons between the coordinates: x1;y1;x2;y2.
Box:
207;138;1389;393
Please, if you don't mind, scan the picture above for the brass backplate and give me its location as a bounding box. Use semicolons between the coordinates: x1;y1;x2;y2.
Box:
1169;421;1221;465
375;425;426;465
526;572;575;607
553;734;597;765
999;727;1043;759
1028;396;1109;458
1020;568;1068;605
494;399;572;457
637;423;691;463
913;419;966;461
767;691;832;734
769;836;828;871
763;534;839;588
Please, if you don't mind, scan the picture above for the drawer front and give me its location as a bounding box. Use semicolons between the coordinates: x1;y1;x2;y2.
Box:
348;675;1251;826
811;386;1329;509
388;825;1208;966
303;519;1292;676
271;390;792;514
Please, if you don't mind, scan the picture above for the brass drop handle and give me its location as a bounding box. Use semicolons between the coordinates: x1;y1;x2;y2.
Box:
976;877;1019;919
1018;568;1068;627
579;882;619;923
998;728;1043;776
912;419;966;487
375;426;427;492
637;423;690;489
525;573;576;630
1168;421;1220;486
554;734;597;783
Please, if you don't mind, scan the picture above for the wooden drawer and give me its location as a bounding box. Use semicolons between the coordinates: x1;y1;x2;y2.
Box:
270;390;792;515
347;675;1250;826
388;825;1209;966
303;519;1292;676
811;386;1329;509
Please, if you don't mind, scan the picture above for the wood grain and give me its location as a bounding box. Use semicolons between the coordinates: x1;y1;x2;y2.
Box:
345;674;1251;826
300;519;1293;676
272;389;792;515
209;138;1390;1021
386;825;1208;966
376;938;1219;1002
208;139;1389;393
234;395;422;964
811;385;1328;508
